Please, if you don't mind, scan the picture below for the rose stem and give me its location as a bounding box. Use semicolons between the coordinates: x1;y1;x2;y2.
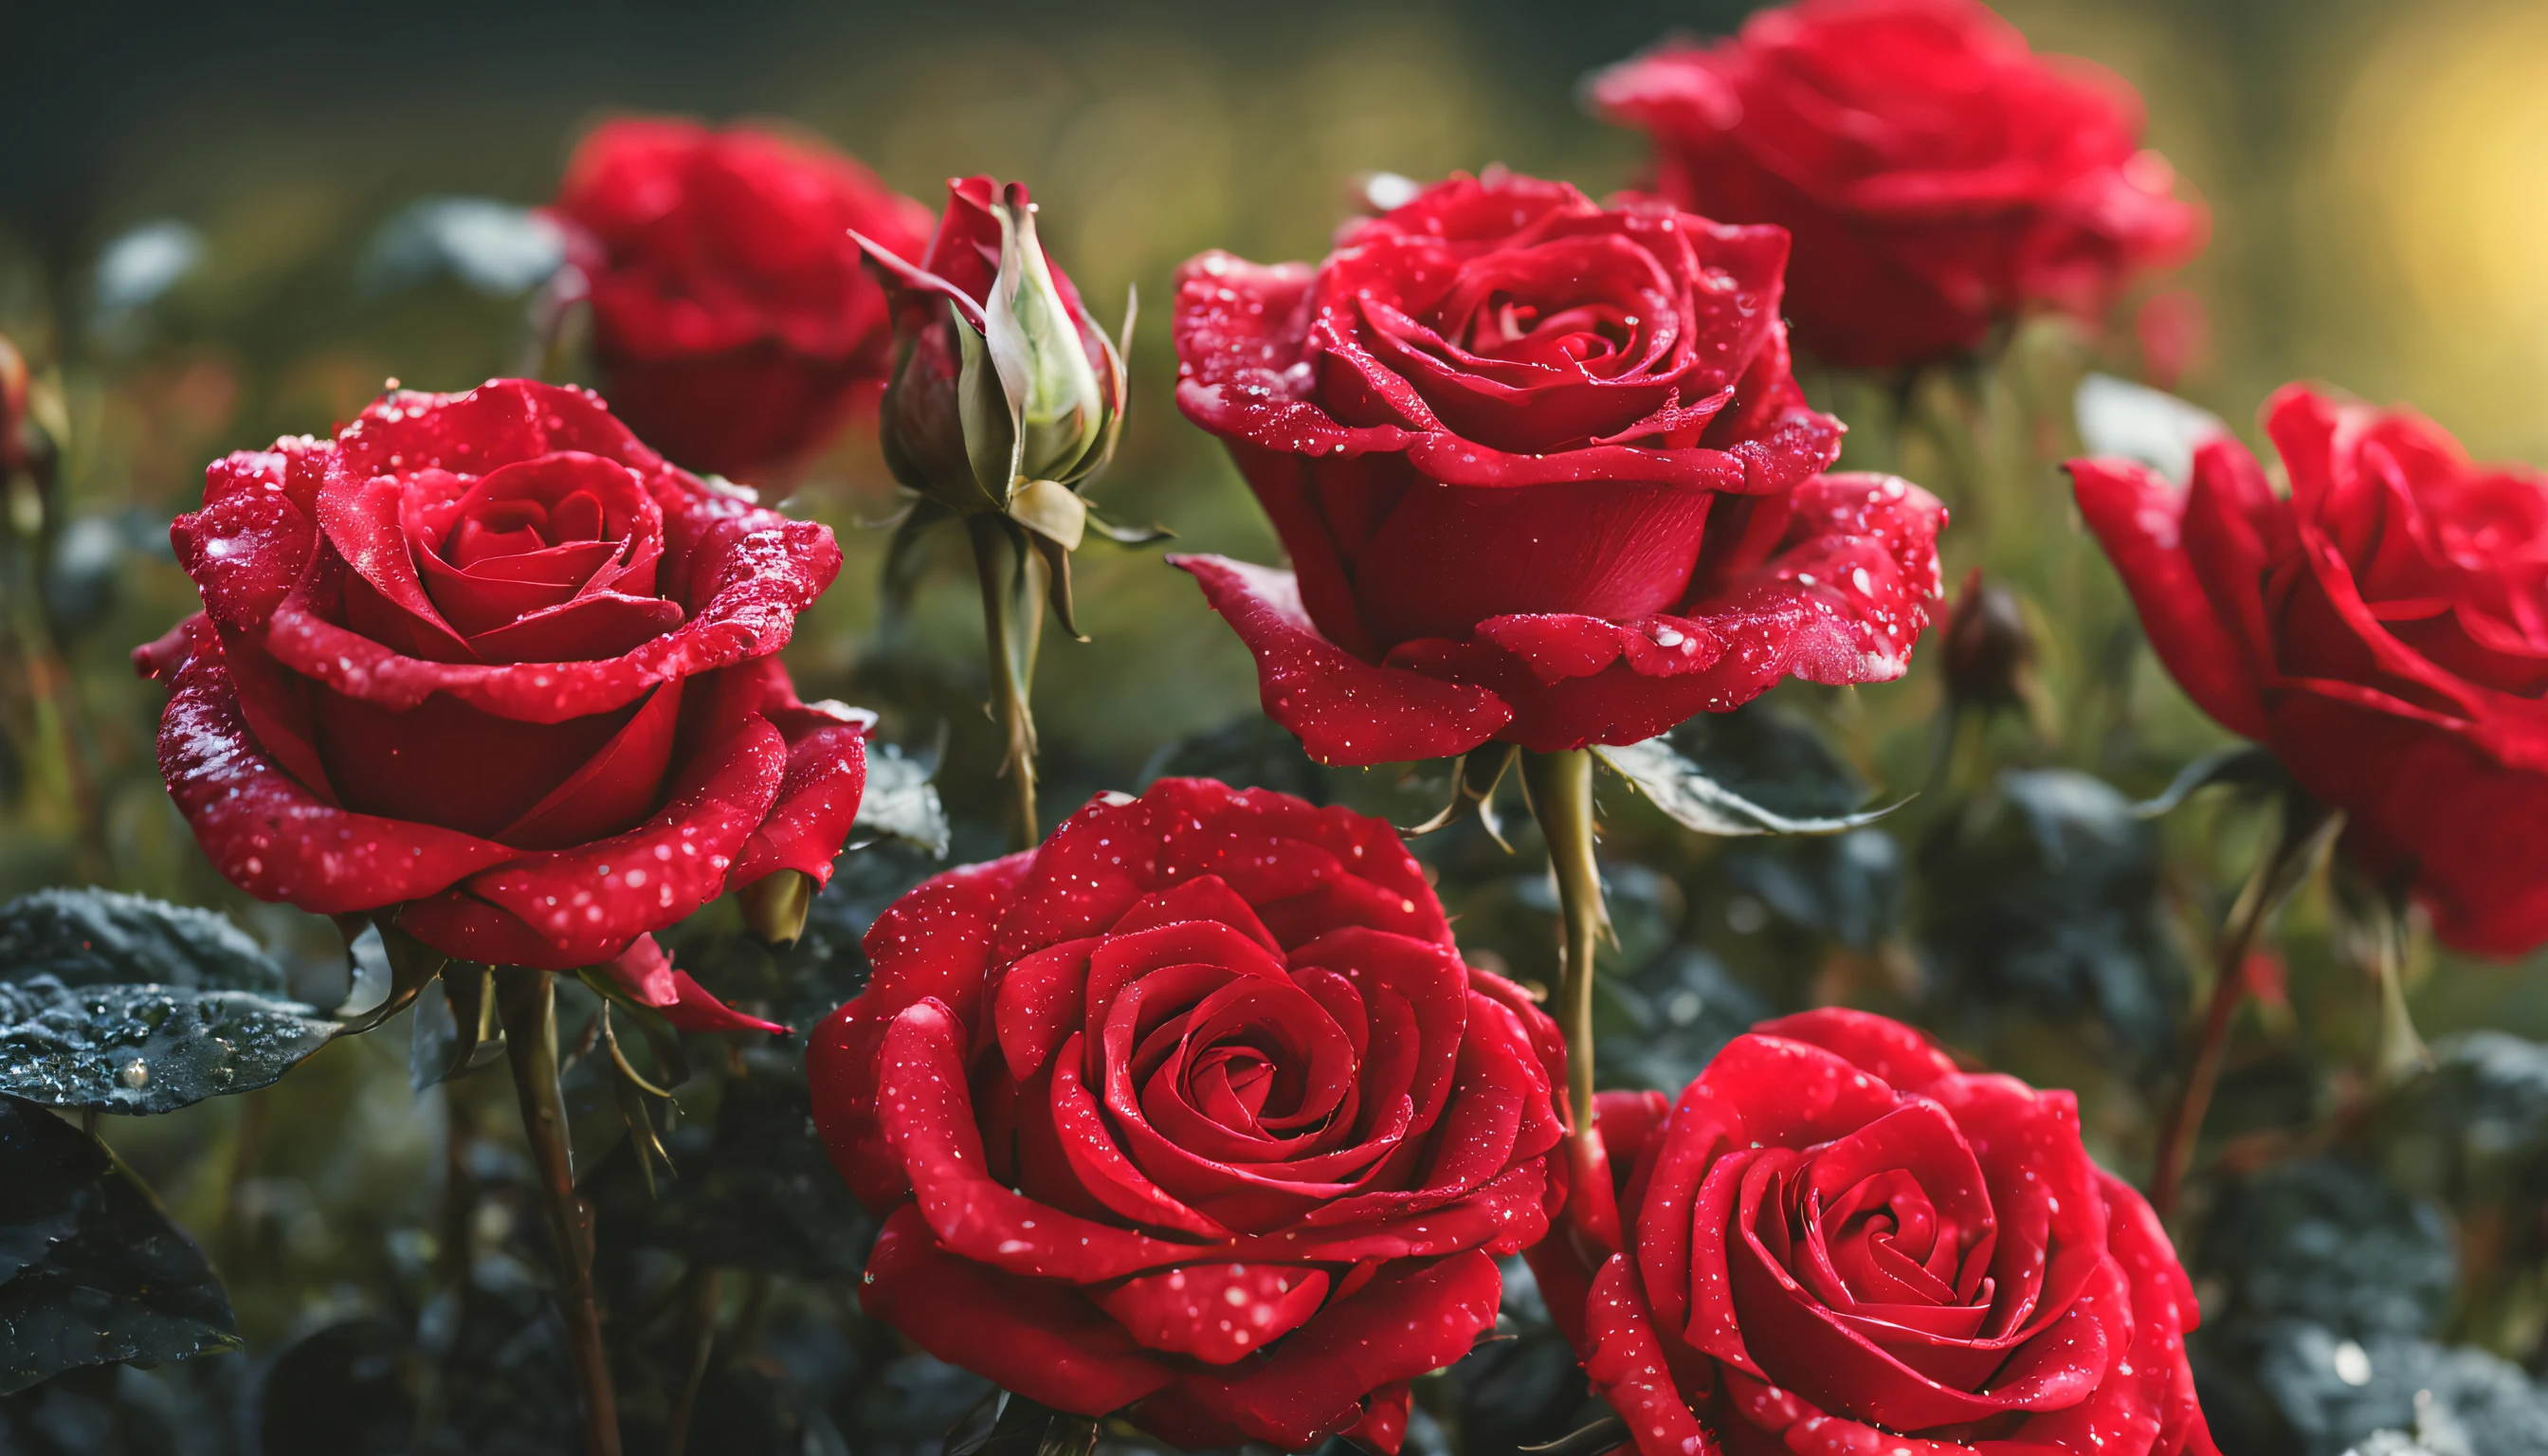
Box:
1521;749;1607;1149
2147;795;2338;1220
967;513;1042;849
493;967;623;1456
660;1265;719;1456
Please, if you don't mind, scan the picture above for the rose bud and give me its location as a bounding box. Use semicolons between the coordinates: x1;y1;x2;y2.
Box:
136;379;866;995
1940;567;2034;716
808;777;1570;1453
1167;169;1946;765
1590;0;2208;368
1532;1010;2218;1456
2072;384;2548;957
856;177;1139;843
862;177;1130;579
551;118;935;482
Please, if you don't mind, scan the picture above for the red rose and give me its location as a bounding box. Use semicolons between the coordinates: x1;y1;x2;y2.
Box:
552;118;935;481
2072;385;2548;956
1169;169;1942;764
1537;1010;2214;1456
806;778;1569;1452
136;378;864;976
1591;0;2207;368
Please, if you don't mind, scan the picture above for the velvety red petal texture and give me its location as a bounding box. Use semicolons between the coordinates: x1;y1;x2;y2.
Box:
143;378;868;973
1174;473;1941;761
1535;1009;2218;1456
1590;0;2208;367
2071;384;2548;956
1172;169;1942;762
807;780;1568;1451
551;117;935;480
599;933;785;1035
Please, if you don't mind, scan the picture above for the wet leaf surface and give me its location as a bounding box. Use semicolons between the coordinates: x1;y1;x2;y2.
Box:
0;889;337;1113
0;1097;238;1395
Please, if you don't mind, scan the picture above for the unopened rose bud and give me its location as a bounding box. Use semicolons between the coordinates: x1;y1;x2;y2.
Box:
1941;568;2032;714
737;868;813;947
860;177;1127;527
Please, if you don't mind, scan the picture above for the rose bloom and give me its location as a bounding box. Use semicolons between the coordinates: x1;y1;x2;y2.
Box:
1170;169;1943;765
1590;0;2207;368
2073;385;2548;956
136;379;865;985
1536;1010;2215;1456
807;778;1569;1452
552;118;934;481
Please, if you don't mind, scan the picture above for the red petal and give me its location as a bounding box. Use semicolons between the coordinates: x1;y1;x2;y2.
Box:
1091;1263;1332;1366
1172;554;1511;766
395;713;785;969
155;630;514;915
861;1204;1174;1417
1139;1250;1501;1452
2068;453;2270;738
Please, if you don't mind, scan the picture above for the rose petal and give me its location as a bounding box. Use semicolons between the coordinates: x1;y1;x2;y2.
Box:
1134;1250;1500;1452
395;713;785;969
1092;1262;1332;1366
1172;554;1512;767
155;630;515;915
2068;453;2271;738
861;1203;1174;1417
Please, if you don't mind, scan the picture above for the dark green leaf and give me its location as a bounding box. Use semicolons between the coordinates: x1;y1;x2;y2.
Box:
0;888;284;995
248;1318;417;1456
2248;1323;2548;1456
1595;946;1770;1098
1724;828;1904;951
1595;701;1890;836
2200;1156;2457;1341
0;1098;238;1394
1919;770;2185;1065
2136;743;2286;818
0;979;338;1114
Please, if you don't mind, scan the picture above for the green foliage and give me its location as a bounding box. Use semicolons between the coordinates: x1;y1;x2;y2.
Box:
0;1098;236;1395
0;889;337;1114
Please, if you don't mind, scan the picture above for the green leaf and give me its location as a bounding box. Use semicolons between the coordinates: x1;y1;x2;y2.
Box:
1594;713;1893;837
0;888;285;995
2135;743;2285;818
0;1097;238;1394
0;889;337;1113
855;741;951;857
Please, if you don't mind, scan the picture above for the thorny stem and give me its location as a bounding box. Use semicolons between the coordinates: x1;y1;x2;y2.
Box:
968;513;1044;850
495;968;621;1456
2147;863;2272;1222
2147;797;2339;1221
1520;749;1607;1143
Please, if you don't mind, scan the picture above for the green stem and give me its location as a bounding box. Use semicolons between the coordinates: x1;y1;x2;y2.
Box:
1521;749;1607;1140
2147;859;2271;1222
494;969;621;1456
2147;795;2340;1220
968;514;1043;849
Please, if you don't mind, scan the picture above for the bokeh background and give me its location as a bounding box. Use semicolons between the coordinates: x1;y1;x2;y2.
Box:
8;1;2548;1452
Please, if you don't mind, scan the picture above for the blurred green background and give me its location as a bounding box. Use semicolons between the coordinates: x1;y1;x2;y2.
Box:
8;1;2548;1450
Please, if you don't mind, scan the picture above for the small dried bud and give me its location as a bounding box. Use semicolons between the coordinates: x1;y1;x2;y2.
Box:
1941;568;2033;714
